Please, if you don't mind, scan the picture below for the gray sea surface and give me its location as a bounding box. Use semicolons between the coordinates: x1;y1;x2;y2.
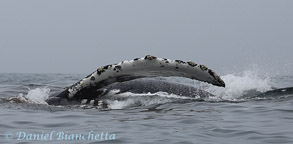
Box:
0;73;293;144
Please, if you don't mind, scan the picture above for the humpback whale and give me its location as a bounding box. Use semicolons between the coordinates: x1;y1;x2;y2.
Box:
46;55;225;106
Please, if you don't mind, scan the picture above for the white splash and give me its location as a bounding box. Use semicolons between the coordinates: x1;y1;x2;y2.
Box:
11;87;50;105
203;70;274;99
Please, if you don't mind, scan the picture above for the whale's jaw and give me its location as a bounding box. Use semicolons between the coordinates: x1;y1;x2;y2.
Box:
47;55;225;105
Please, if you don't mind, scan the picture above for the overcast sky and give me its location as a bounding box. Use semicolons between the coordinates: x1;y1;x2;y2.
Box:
0;0;292;75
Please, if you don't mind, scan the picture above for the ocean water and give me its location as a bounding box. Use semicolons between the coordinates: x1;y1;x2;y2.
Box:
0;70;293;144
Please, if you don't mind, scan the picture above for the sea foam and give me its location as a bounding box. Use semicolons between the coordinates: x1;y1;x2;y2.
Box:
14;87;50;105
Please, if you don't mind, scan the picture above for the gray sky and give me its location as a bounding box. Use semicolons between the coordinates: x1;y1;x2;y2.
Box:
0;0;292;75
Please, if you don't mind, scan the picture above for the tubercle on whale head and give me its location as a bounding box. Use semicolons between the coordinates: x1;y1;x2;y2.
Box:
200;65;226;87
219;75;225;87
144;55;157;61
207;69;225;87
214;78;225;87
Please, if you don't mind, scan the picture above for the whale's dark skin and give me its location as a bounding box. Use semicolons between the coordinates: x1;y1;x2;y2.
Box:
46;78;214;106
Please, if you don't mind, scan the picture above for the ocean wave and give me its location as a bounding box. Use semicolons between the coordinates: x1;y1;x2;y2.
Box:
3;68;293;110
